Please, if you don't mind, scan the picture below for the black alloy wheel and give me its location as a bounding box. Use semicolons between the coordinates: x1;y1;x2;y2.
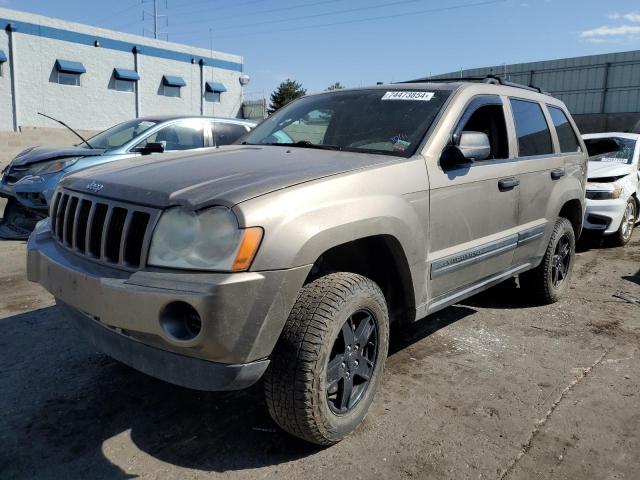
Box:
326;309;378;414
551;233;571;288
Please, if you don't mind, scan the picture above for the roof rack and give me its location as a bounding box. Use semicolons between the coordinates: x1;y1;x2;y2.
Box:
399;74;546;94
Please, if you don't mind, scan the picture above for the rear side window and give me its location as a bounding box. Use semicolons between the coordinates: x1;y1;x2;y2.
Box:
510;99;553;157
548;106;581;153
211;122;248;146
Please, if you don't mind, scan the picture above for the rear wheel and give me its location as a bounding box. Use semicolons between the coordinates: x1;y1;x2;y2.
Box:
264;272;389;445
610;197;636;247
520;217;575;305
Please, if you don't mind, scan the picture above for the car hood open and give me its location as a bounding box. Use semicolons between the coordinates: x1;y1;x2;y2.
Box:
587;160;635;180
10;146;105;166
61;145;399;209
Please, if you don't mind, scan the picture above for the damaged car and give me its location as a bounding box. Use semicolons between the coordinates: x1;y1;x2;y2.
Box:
0;115;255;240
582;133;640;245
28;79;587;444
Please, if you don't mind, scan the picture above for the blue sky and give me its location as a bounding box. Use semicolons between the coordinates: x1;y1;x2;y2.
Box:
3;0;640;98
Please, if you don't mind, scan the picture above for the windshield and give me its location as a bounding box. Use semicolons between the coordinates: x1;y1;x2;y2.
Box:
584;137;637;165
243;89;451;158
82;119;159;150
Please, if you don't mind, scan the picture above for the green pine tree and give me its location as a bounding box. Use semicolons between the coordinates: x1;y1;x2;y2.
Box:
326;82;344;91
268;79;306;114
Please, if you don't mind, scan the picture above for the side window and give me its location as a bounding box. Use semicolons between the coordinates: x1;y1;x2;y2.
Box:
211;122;248;146
548;106;581;153
137;121;204;151
510;99;553;157
457;98;509;160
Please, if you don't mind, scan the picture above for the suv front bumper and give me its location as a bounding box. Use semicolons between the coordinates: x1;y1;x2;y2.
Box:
27;222;311;391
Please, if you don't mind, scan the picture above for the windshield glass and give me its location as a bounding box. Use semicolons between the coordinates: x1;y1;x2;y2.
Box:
82;119;159;150
243;89;451;157
584;137;636;164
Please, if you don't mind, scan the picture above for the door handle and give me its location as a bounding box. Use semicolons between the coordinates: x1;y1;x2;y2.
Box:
551;168;565;180
498;177;520;191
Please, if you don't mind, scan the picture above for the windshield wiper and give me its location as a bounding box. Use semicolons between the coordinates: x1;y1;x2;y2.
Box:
263;141;343;151
38;112;94;149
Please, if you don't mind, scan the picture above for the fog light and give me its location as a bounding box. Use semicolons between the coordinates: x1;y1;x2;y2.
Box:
159;302;202;341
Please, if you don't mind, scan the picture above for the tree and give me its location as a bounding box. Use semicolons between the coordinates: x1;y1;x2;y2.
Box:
326;82;344;91
268;79;306;114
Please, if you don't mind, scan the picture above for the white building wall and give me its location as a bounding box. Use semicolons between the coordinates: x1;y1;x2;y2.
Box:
0;7;244;132
138;55;199;118
0;29;13;131
16;35;137;130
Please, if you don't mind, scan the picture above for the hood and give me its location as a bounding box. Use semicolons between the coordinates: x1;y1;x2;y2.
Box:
61;145;399;208
10;146;105;166
587;160;635;180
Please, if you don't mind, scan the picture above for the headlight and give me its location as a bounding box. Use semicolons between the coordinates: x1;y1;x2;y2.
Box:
585;183;622;200
148;207;263;272
38;157;80;174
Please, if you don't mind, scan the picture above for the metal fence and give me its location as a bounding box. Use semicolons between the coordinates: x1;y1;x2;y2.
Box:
434;50;640;115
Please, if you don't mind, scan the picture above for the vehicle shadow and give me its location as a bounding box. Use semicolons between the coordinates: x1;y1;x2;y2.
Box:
459;277;543;309
622;268;640;287
0;302;478;478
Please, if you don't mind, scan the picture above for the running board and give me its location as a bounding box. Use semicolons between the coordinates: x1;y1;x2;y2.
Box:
425;263;532;316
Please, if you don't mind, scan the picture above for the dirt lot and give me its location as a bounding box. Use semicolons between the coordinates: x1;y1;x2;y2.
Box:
0;221;638;479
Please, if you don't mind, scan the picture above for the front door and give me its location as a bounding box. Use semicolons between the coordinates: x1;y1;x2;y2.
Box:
427;95;520;301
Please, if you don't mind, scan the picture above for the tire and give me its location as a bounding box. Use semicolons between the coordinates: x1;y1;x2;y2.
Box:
264;272;389;445
609;197;636;247
519;217;575;305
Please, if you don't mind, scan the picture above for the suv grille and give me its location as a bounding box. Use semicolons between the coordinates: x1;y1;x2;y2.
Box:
50;189;161;269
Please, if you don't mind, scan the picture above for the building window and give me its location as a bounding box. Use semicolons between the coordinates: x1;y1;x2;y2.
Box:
0;50;6;77
55;59;86;87
205;81;226;103
205;91;221;103
58;71;81;86
162;75;186;98
163;85;181;97
115;79;136;92
113;68;139;93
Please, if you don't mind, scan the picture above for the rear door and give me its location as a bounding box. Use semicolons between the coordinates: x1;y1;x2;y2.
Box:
427;95;520;300
510;100;580;265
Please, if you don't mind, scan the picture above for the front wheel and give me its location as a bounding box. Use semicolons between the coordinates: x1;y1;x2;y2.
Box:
264;272;389;445
610;197;636;246
520;217;575;305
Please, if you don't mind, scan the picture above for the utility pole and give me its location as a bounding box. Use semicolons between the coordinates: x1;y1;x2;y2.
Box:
143;0;168;40
153;0;158;39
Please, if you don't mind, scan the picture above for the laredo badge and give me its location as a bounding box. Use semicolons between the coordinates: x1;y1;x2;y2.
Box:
382;91;435;101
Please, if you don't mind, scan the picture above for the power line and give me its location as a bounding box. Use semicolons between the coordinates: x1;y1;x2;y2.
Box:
175;0;433;35
94;0;142;25
175;0;507;39
169;0;268;17
171;0;343;28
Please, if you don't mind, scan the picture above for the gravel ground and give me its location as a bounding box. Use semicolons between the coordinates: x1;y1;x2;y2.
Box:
0;218;638;479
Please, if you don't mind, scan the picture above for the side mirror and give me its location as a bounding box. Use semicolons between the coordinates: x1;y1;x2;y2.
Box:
456;132;491;162
136;142;165;155
456;131;491;161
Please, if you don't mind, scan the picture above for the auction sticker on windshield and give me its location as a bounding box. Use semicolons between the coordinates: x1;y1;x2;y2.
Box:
382;91;435;101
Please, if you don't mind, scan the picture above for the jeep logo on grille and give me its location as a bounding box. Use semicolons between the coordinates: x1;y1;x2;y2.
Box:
86;181;104;193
